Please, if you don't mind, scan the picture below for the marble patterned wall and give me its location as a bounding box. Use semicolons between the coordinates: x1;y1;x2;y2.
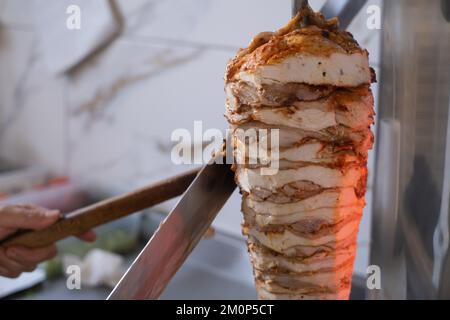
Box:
0;0;381;275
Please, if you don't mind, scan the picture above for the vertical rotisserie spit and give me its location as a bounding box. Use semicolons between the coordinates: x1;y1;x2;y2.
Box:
225;5;375;300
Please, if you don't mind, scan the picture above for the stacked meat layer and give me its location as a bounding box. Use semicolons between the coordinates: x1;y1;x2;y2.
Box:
225;6;375;300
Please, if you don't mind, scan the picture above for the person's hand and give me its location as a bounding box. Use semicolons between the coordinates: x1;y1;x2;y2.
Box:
0;204;96;278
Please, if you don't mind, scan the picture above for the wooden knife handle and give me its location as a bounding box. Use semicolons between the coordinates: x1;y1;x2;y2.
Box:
0;169;200;248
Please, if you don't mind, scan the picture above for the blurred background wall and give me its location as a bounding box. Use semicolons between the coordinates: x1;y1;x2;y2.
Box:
0;0;380;276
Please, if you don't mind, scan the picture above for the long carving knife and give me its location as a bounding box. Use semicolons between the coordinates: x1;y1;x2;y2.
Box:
108;160;236;300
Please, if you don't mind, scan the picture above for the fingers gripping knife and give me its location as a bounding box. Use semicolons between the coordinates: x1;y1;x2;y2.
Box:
0;170;201;248
0;155;235;300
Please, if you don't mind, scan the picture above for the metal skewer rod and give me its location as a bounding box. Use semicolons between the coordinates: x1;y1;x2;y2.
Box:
292;0;368;30
292;0;309;17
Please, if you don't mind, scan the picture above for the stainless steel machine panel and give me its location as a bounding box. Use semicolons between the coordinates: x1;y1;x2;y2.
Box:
370;0;450;300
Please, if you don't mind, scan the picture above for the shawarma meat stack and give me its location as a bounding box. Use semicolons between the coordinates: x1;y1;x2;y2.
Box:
224;5;376;300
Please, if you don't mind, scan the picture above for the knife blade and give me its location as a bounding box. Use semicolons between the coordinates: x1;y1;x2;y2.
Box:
108;160;236;300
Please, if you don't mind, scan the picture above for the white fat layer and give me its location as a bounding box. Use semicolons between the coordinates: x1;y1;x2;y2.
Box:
238;52;371;87
227;96;373;131
257;286;351;300
258;268;353;290
233;137;358;164
249;220;360;252
253;106;337;131
225;84;239;110
237;166;364;191
251;205;364;225
278;142;325;162
250;247;356;273
246;188;363;216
